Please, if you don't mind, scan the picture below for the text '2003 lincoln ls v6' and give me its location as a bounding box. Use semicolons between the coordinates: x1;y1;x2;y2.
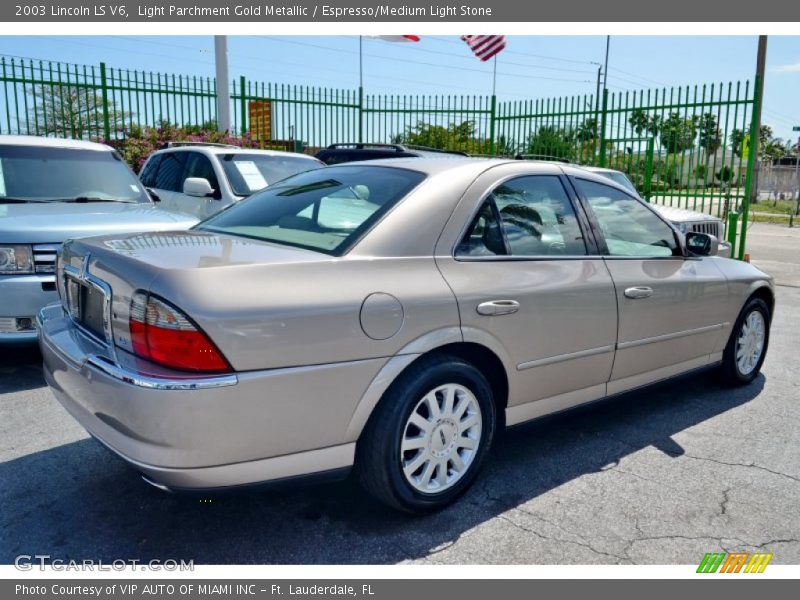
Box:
38;159;773;513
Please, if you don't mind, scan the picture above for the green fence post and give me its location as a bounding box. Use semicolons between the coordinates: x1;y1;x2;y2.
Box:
738;75;761;261
239;75;247;136
489;94;497;157
643;137;655;202
358;85;363;143
99;62;111;141
598;88;608;167
727;212;739;256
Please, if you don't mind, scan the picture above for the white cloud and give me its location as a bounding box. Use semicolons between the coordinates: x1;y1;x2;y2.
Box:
771;62;800;73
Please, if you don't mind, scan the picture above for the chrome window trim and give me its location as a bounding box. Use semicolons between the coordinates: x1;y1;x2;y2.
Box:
87;355;238;390
454;254;604;263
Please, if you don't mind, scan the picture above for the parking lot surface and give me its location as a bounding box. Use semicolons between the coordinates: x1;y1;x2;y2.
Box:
1;225;798;565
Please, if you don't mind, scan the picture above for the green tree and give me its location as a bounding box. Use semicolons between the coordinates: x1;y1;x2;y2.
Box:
659;112;697;154
525;126;577;161
697;112;722;154
26;85;133;140
716;166;735;184
576;117;597;142
394;120;492;153
628;109;661;137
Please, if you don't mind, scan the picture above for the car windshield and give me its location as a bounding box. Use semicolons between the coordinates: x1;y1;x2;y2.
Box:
197;165;426;255
218;153;323;196
601;171;639;195
0;145;149;203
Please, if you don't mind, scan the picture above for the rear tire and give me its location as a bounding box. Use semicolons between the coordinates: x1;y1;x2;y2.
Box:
720;297;770;386
355;354;496;514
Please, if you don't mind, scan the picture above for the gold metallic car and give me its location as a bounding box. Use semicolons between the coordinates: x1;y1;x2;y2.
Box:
39;159;773;512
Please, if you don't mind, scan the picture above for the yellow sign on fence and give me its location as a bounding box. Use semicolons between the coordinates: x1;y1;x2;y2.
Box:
741;133;751;159
248;100;272;141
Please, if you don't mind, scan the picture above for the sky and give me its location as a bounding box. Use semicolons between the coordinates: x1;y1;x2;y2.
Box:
0;35;797;142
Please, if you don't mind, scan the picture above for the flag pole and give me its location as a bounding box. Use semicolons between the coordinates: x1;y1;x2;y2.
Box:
492;54;497;96
358;35;364;143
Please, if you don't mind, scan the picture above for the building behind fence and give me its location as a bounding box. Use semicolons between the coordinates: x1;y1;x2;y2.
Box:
1;54;764;257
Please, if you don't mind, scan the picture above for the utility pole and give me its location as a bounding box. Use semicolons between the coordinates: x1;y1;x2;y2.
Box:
794;134;800;217
214;35;231;134
738;35;767;260
602;36;610;95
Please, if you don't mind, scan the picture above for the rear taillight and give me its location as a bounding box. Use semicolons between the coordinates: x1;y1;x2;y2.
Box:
129;292;231;373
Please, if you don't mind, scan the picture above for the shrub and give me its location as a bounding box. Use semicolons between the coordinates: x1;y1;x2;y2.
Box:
101;121;261;173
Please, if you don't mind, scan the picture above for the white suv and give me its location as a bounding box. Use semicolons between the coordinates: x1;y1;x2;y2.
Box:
139;143;325;219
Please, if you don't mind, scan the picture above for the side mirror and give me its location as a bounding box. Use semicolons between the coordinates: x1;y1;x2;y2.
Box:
685;231;719;257
183;177;215;198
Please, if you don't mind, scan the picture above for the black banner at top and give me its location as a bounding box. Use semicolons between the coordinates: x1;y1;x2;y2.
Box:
2;0;799;22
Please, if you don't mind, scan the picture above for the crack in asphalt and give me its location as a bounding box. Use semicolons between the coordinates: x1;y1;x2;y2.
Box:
666;451;800;484
497;512;631;564
720;488;732;517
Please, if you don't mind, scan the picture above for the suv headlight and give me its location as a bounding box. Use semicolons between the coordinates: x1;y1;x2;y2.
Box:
0;245;34;275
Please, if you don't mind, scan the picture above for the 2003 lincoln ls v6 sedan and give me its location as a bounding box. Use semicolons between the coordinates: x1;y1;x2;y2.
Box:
38;158;773;513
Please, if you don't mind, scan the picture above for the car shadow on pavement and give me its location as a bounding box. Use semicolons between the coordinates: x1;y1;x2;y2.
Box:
0;369;764;565
0;346;44;394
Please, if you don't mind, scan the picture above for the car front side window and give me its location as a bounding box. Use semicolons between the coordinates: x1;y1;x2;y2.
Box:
575;178;680;258
183;152;221;198
456;175;587;258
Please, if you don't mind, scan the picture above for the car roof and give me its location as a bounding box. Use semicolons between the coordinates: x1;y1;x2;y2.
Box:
154;145;321;160
580;166;620;175
0;134;112;151
322;156;634;181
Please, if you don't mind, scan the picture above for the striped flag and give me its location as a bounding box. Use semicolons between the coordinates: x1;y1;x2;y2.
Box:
375;35;421;43
461;35;506;61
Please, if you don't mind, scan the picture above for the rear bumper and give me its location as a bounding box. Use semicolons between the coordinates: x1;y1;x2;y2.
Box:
38;303;384;490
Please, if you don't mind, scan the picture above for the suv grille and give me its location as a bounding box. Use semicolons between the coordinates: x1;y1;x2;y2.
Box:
689;222;721;239
33;243;61;274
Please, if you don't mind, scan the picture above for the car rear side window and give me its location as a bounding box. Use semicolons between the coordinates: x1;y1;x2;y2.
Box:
457;175;587;257
153;152;186;192
575;178;680;257
139;154;162;188
197;165;426;256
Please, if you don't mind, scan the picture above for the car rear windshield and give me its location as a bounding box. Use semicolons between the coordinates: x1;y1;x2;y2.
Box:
602;171;639;195
197;165;426;255
218;153;323;196
0;145;149;203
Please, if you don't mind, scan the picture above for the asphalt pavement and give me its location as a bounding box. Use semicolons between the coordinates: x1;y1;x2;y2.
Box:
1;224;798;565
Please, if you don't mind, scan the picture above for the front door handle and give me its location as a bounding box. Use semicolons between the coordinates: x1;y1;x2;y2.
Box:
477;300;520;316
624;286;653;299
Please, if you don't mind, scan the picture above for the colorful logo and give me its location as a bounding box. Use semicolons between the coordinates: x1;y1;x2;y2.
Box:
697;552;773;573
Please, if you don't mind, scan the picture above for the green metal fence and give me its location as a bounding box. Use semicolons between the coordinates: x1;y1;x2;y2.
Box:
0;54;759;258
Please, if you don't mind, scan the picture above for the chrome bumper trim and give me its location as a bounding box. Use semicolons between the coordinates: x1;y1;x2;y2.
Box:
87;356;239;390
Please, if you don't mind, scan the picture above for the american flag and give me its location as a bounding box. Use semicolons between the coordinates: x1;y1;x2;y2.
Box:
461;35;507;61
375;35;420;43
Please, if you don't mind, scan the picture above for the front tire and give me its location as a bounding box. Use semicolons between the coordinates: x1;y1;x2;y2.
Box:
720;296;771;385
355;355;496;514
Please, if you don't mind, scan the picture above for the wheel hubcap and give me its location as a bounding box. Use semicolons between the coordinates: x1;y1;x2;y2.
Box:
400;383;482;494
736;310;765;376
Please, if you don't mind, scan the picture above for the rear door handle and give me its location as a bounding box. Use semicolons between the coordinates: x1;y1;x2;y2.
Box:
477;300;520;316
624;286;653;299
